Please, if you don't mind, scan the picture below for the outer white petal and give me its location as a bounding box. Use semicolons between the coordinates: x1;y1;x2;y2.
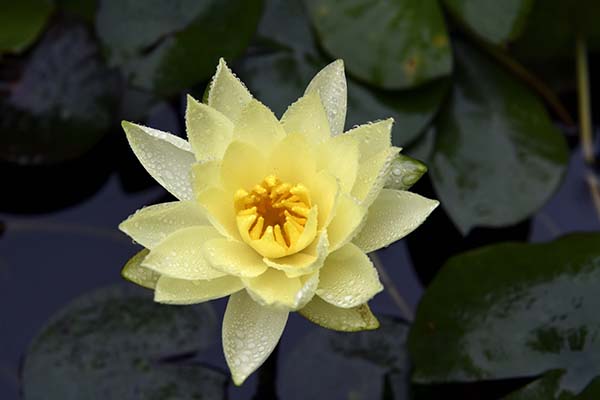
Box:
280;92;330;144
154;275;244;305
305;59;347;136
299;296;380;332
119;201;208;249
352;146;401;208
185;95;234;161
122;121;196;200
223;291;289;385
316;243;383;308
353;189;439;253
207;58;253;124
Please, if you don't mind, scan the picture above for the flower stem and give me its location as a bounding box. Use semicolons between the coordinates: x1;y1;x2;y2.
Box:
576;34;595;164
370;252;414;322
252;344;279;400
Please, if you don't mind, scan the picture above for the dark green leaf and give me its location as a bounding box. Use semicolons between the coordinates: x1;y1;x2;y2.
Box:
443;0;534;44
408;233;600;399
281;317;411;399
238;51;448;146
511;0;600;62
0;24;118;165
96;0;262;96
257;0;317;55
304;0;452;90
22;285;225;400
0;0;53;53
429;41;568;233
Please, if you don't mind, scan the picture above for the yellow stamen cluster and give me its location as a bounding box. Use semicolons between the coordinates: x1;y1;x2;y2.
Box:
234;175;311;248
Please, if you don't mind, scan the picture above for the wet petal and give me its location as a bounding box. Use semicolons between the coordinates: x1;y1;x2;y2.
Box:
142;226;225;280
234;99;285;153
223;291;288;385
326;193;365;252
203;238;268;277
264;231;329;278
121;249;159;290
300;296;379;332
221;141;268;193
185;94;234;161
268;132;317;186
316;243;383;308
352;146;401;208
155;275;243;305
304;59;347;136
122;121;195;200
119;201;208;249
339;119;393;160
309;170;339;230
353;189;439;253
191;160;222;195
243;269;303;310
317;135;359;193
197;187;241;241
207;58;253;123
281;92;330;144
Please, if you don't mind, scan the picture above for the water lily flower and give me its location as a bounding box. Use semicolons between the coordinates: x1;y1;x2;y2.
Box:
119;58;438;384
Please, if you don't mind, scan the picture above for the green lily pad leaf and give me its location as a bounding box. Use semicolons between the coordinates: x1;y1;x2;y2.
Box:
0;0;53;53
238;51;448;146
512;0;600;62
0;24;118;165
408;233;600;399
443;0;534;44
304;0;452;90
281;316;411;399
22;285;225;400
258;0;317;56
429;41;568;234
96;0;262;96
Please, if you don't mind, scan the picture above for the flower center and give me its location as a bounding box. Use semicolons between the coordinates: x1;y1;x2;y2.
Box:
234;175;314;258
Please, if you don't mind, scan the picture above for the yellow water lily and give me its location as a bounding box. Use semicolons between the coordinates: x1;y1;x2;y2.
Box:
119;58;438;384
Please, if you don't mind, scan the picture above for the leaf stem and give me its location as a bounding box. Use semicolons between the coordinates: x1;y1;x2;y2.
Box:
576;34;595;164
370;252;414;322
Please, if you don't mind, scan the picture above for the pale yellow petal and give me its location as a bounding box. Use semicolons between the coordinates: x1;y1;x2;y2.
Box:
280;91;330;144
121;249;159;290
141;226;225;280
223;291;288;385
352;146;401;208
207;58;253;123
203;238;268;277
340;119;393;160
221;141;268;193
316;243;383;308
191;160;221;196
268;132;317;186
185;94;234;161
197;187;240;240
264;231;329;278
309;170;339;230
317;135;359;192
155;275;243;305
295;270;320;309
326;193;365;252
353;189;439;253
243;269;303;310
122;121;195;200
119;201;208;249
299;296;380;332
304;59;347;136
233;99;285;152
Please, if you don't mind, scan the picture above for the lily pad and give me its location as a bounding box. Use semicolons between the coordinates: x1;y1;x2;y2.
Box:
280;316;411;399
0;0;53;53
408;233;600;399
95;0;262;96
304;0;452;90
22;285;226;400
443;0;534;44
0;23;118;165
429;41;568;234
